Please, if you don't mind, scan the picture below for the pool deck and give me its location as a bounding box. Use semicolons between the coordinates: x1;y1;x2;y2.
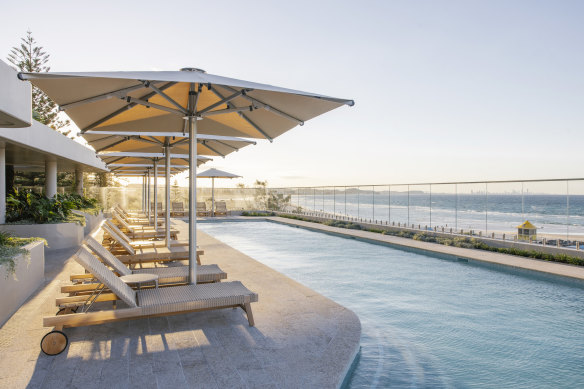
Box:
268;216;584;281
0;219;361;388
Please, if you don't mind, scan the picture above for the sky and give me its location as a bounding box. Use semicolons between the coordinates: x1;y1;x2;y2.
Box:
1;0;583;188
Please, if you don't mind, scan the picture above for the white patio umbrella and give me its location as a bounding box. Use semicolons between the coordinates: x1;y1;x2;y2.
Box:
19;68;354;284
196;168;241;216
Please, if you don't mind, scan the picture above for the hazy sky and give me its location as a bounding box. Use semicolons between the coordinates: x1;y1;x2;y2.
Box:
1;0;583;188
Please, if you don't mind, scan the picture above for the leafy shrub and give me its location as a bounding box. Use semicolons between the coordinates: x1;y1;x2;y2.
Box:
0;231;44;277
241;211;276;217
6;189;100;224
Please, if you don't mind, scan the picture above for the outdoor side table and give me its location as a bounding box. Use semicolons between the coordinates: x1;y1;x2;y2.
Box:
119;273;159;289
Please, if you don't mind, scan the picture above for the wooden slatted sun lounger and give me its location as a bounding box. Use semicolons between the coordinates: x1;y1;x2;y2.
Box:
62;237;226;296
112;210;178;239
105;220;188;248
102;223;203;266
114;205;163;226
41;247;257;356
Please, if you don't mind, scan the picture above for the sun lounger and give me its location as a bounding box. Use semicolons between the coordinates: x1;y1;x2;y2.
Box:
114;205;163;226
102;223;203;266
214;201;229;216
197;202;210;217
104;220;188;248
115;205;146;219
112;210;178;239
63;237;226;295
41;247;257;355
172;202;187;217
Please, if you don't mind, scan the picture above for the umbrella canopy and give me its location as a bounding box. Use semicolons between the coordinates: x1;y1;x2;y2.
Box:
197;168;241;216
196;168;241;179
18;69;354;140
85;133;256;157
19;68;354;284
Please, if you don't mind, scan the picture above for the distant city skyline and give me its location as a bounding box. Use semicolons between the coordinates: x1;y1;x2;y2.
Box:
1;0;583;188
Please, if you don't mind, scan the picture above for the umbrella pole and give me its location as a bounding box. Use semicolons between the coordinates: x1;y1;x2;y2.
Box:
153;159;158;231
147;170;151;221
188;84;198;285
165;141;171;248
212;177;215;217
141;175;145;213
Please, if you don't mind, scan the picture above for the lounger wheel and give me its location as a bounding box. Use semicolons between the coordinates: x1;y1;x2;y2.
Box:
41;330;68;356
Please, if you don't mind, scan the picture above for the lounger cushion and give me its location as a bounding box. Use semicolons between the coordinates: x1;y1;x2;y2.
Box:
138;281;258;315
133;264;226;284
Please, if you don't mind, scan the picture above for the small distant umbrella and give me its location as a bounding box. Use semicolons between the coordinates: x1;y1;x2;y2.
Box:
196;168;241;216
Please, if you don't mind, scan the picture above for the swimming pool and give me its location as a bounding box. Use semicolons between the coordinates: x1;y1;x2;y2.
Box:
199;220;584;388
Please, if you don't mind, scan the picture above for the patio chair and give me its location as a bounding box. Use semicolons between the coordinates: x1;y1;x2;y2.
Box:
172;202;187;217
63;237;226;295
197;202;210;216
41;247;257;356
214;201;230;216
150;202;164;216
102;223;202;267
112;210;178;239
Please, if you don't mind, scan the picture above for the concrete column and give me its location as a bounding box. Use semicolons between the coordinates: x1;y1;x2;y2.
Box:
0;145;5;224
45;160;57;198
75;168;83;195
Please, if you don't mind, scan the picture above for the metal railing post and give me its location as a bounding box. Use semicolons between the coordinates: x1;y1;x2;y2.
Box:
455;183;458;231
357;187;360;219
388;185;391;223
485;182;488;235
407;185;410;227
372;185;375;222
429;184;432;229
567;180;570;241
333;186;336;216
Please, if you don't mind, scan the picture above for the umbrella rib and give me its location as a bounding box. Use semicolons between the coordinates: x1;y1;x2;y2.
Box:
209;86;273;141
135;136;161;146
95;137;129;152
80;82;176;133
221;85;304;125
201;141;225;157
199;106;255;117
197;90;246;114
126;97;184;116
146;136;164;145
213;140;239;151
143;81;188;114
59;83;148;111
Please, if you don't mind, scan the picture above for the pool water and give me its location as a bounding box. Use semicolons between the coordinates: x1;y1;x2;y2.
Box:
199;220;584;388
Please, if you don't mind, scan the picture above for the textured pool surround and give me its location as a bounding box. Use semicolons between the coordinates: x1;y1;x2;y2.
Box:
0;219;361;388
269;216;584;282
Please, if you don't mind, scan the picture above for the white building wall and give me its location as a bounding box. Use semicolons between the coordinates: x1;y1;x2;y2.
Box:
0;60;31;128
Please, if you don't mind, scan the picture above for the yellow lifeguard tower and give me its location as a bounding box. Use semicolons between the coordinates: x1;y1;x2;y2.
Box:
517;221;537;241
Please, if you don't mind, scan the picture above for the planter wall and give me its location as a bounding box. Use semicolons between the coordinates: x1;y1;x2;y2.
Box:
74;210;105;236
0;241;44;326
0;223;83;252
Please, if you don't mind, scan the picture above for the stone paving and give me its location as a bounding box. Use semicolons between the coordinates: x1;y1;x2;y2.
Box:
0;220;361;389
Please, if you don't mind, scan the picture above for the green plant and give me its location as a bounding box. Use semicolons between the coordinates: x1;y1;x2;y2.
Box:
0;231;44;277
241;211;276;217
6;189;100;224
